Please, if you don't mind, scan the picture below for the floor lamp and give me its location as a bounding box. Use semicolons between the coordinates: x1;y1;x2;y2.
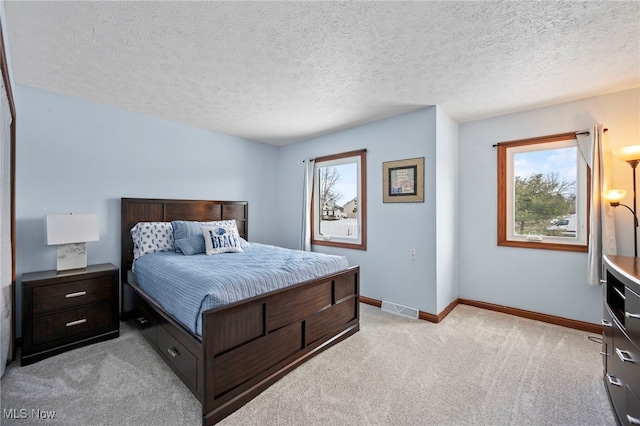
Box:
604;145;640;257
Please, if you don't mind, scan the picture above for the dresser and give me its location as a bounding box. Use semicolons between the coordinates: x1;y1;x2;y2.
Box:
603;255;640;425
21;263;119;365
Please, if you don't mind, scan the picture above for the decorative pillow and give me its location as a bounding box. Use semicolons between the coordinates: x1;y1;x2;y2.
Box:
202;224;244;255
172;220;240;252
175;235;206;256
130;222;174;259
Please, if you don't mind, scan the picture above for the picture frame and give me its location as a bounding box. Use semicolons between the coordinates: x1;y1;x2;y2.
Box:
383;157;424;203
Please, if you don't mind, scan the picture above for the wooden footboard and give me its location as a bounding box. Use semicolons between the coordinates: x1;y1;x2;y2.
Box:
201;266;360;425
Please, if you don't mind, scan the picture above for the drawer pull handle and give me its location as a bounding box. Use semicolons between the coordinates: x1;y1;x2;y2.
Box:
599;351;608;357
613;287;626;300
606;374;623;387
602;319;612;327
66;318;87;327
628;415;640;425
625;311;640;320
167;347;180;358
615;348;635;363
136;317;148;325
65;291;87;298
600;279;607;285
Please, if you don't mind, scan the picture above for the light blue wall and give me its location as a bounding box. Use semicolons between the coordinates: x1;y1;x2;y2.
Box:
458;88;640;324
14;82;637;334
14;85;280;334
276;108;444;315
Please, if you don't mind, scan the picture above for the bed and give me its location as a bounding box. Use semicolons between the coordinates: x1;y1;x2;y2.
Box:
120;198;360;425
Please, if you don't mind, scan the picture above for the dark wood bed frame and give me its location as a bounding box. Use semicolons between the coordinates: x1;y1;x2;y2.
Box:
120;198;360;425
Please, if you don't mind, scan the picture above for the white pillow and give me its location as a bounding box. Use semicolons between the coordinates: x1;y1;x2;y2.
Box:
130;222;174;259
202;222;244;255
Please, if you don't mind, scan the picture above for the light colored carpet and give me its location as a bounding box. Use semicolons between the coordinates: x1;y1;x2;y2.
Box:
1;304;615;426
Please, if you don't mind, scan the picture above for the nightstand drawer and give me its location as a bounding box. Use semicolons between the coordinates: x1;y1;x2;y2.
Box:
32;302;114;346
32;276;112;315
21;263;119;365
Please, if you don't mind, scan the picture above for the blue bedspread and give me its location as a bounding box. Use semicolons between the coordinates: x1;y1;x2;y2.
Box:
132;243;349;336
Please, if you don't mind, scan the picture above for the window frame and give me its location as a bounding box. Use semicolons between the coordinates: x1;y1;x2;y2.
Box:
497;132;590;253
311;149;367;250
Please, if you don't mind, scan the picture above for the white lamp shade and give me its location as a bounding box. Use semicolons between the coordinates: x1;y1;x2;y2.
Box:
45;214;99;245
602;189;627;203
614;145;640;162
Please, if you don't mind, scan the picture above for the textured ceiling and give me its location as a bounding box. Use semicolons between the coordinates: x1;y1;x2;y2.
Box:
4;1;640;146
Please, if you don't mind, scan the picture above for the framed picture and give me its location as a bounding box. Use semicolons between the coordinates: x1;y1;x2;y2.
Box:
383;157;424;203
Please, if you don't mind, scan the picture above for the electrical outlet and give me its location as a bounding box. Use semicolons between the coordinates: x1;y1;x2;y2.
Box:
409;249;416;260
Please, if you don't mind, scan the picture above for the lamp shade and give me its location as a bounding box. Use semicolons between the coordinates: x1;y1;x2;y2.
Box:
602;189;627;204
613;145;640;162
45;214;99;245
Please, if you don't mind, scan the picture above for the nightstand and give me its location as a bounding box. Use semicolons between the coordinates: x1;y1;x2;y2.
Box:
21;263;119;365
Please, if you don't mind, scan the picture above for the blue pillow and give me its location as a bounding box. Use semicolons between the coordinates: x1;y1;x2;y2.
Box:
172;221;206;248
175;235;206;255
172;220;241;252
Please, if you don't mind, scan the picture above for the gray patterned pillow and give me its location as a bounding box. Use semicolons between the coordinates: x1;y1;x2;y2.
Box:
130;222;174;259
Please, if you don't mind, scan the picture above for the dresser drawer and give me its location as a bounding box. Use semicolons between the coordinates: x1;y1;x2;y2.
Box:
625;286;640;347
612;324;640;399
627;386;640;426
32;302;114;346
32;276;113;315
157;325;197;391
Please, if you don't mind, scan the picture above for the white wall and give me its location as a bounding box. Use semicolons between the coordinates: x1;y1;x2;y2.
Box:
458;88;640;324
276;108;444;315
14;85;280;334
0;2;14;85
435;106;459;313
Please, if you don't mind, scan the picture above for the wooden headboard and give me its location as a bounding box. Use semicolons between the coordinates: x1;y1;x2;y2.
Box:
120;198;248;284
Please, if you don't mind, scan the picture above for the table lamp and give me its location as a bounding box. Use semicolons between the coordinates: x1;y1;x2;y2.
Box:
45;213;99;272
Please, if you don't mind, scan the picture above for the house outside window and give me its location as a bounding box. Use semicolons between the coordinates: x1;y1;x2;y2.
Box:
312;149;366;250
497;132;589;252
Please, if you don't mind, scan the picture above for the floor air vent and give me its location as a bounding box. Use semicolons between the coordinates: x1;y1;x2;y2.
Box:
381;300;419;320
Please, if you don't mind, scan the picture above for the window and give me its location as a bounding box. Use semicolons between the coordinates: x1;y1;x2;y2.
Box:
312;149;366;250
497;132;589;252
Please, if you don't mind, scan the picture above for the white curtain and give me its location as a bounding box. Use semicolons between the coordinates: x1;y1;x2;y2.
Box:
299;158;315;251
576;124;617;286
0;78;12;376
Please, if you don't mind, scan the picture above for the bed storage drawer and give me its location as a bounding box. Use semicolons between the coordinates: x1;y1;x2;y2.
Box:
158;325;198;392
133;302;158;346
